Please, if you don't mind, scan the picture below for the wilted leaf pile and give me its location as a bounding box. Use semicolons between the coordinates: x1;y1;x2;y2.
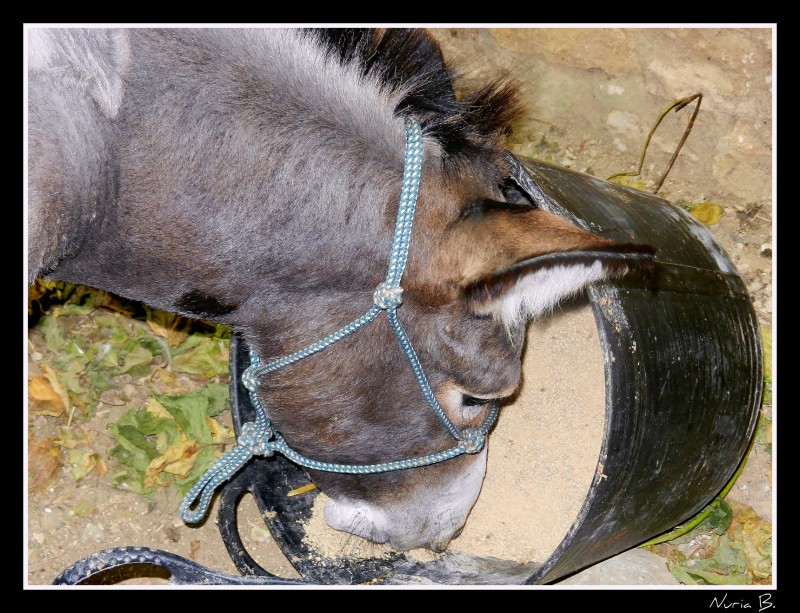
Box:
27;280;233;500
107;385;233;496
650;498;772;585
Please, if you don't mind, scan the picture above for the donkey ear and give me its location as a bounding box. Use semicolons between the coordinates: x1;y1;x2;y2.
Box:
452;201;655;328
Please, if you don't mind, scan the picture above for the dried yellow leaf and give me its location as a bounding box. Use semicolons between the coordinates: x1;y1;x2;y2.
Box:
147;310;190;347
206;415;235;446
145;398;172;420
150;368;195;395
728;502;772;582
68;449;105;481
57;425;95;449
608;175;649;192
27;436;62;492
144;440;199;488
689;201;725;227
28;375;66;416
41;363;72;412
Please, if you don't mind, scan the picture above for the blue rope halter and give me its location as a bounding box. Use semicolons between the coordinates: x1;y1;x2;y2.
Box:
180;118;499;524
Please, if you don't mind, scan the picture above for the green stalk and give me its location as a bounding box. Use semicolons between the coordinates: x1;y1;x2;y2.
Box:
607;93;702;194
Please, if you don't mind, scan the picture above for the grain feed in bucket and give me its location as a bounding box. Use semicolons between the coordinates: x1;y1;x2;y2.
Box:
301;301;605;566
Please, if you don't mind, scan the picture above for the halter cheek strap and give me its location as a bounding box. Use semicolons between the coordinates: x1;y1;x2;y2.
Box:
180;118;499;524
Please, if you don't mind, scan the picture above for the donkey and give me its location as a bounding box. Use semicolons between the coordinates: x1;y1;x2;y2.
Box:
27;28;654;553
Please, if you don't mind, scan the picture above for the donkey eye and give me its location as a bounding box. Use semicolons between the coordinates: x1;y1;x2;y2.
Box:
456;393;503;423
462;395;494;407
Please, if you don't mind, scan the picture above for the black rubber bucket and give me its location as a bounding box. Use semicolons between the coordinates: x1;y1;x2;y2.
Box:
210;154;763;585
509;155;763;583
53;154;762;585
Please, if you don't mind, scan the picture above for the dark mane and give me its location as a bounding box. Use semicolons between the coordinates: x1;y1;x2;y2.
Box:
303;28;522;164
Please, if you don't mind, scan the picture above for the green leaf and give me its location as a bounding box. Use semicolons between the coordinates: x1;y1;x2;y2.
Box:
143;385;231;493
760;328;772;383
107;406;182;494
701;498;734;535
39;315;66;352
135;412;176;438
154;391;213;444
118;345;154;375
171;336;229;378
67;448;100;481
61;303;95;317
202;383;231;417
97;347;120;370
668;563;699;585
750;538;772;581
96;314;123;329
108;326;130;346
108;421;161;470
108;465;151;495
171;333;206;355
712;535;747;572
154;429;174;451
63;340;89;358
85;368;114;393
683;567;749;585
51;355;86;394
136;334;166;357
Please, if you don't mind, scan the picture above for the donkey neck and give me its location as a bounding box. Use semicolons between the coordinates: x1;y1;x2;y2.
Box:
44;29;419;326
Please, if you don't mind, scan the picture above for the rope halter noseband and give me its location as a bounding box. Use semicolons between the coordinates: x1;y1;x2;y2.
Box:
180;118;499;524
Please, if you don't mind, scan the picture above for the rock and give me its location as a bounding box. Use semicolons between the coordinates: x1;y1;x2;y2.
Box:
82;522;105;543
760;243;772;258
646;58;734;112
607;110;645;139
555;548;680;585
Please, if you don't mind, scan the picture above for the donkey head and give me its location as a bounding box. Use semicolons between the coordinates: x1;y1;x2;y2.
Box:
254;155;653;552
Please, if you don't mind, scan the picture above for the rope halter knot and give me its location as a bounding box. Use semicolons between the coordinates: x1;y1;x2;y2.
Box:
237;421;274;457
459;428;486;454
373;282;403;310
